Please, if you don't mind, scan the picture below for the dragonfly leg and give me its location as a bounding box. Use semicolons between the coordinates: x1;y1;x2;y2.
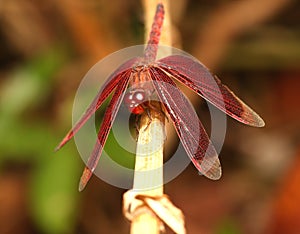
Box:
134;101;167;136
134;114;141;137
148;101;168;122
134;112;151;138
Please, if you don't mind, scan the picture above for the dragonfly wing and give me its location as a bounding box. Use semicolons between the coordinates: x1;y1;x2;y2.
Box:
79;69;132;191
157;55;265;127
55;58;138;151
150;67;221;180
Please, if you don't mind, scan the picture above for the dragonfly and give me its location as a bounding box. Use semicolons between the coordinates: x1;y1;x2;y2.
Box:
56;3;265;191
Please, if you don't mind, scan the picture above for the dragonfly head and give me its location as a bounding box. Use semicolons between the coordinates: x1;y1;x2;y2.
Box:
124;89;147;114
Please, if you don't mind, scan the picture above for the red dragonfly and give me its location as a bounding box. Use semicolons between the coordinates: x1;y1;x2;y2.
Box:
56;3;264;191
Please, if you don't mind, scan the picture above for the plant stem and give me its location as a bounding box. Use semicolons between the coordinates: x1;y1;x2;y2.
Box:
130;104;165;234
129;1;171;234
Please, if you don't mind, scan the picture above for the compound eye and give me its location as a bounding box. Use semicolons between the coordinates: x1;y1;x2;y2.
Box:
133;91;145;103
124;90;147;114
124;90;146;108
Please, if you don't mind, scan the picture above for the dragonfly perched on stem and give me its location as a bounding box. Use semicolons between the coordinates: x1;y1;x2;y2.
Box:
56;3;265;191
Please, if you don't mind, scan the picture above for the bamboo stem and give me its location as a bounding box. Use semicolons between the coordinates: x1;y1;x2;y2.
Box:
130;105;166;234
129;1;171;233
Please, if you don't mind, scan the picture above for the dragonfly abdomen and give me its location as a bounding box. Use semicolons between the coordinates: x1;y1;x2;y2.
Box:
144;3;164;62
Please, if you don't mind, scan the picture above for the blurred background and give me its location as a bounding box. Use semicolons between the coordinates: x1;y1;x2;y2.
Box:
0;0;300;233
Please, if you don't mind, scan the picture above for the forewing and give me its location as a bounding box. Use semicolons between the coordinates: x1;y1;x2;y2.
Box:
79;70;132;191
55;58;138;150
157;55;265;127
149;67;221;180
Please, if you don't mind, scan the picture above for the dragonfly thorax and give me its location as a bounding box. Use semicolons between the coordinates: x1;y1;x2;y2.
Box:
125;65;155;114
